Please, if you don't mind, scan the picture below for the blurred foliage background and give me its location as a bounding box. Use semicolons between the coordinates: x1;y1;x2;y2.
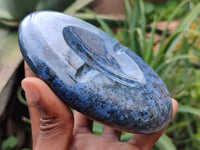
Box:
0;0;200;149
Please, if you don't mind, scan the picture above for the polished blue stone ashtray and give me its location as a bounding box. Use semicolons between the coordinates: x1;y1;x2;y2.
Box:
18;11;172;133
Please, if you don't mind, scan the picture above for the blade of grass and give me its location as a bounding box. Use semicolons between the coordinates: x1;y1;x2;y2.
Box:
165;122;188;133
132;0;143;58
73;12;123;21
178;105;200;116
133;30;143;57
156;34;197;75
0;32;22;93
158;0;190;52
151;2;200;69
17;87;27;106
155;134;176;150
144;16;157;64
95;16;114;36
185;113;196;140
124;0;143;58
157;61;177;80
93;121;103;135
1;135;18;150
123;0;133;48
120;132;134;142
64;0;96;15
155;54;196;74
124;0;135;49
36;0;74;12
151;31;181;69
0;0;13;20
139;0;146;51
176;3;200;31
135;28;144;49
123;12;128;46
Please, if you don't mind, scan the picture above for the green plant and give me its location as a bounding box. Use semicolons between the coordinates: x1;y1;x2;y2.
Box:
2;0;200;149
96;0;200;149
1;135;18;150
0;0;99;148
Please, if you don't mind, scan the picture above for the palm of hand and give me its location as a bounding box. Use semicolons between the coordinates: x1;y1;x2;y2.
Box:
22;63;177;150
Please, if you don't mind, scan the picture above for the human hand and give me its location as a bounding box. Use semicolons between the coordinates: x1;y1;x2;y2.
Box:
22;63;178;150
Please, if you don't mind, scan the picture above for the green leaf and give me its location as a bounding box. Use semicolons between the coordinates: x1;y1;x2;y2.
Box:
73;12;121;21
37;0;75;12
0;31;22;93
151;31;181;69
178;105;200;116
157;0;189;54
17;87;27;106
1;135;18;150
0;0;13;20
166;122;188;133
0;28;8;39
96;16;114;37
165;55;196;64
120;132;134;142
0;0;37;20
155;134;176;150
144;16;157;64
93;122;103;135
64;0;96;15
135;28;144;50
144;2;155;14
151;1;200;69
139;0;146;51
176;3;200;31
124;0;143;58
0;0;75;22
155;54;196;74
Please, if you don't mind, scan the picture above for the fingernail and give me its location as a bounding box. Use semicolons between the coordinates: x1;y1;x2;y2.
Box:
22;84;40;103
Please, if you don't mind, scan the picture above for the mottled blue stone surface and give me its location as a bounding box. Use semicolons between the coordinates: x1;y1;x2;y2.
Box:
18;11;172;133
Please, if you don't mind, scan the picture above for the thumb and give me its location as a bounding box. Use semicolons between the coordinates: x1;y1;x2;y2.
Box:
22;77;74;150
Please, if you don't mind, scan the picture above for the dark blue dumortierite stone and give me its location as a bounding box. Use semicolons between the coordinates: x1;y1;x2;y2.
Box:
18;11;172;133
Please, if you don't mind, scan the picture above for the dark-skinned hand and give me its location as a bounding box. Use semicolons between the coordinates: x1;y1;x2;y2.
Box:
22;62;178;150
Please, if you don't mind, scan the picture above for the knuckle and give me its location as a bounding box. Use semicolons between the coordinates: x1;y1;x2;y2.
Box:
40;117;60;133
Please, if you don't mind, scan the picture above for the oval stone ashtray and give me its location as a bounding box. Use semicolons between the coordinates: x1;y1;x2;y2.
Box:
18;11;172;134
